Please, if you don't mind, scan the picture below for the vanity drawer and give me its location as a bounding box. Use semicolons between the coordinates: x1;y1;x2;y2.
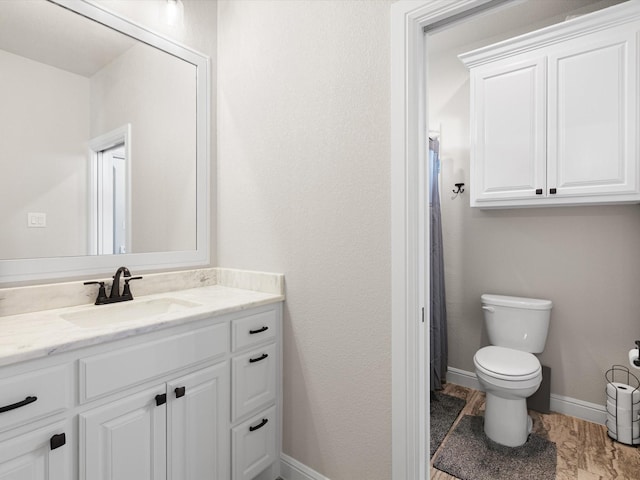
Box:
80;322;228;402
232;405;277;480
232;343;276;421
231;308;277;352
0;364;72;432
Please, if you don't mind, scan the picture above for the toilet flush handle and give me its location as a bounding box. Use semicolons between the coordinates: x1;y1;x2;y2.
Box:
482;306;495;313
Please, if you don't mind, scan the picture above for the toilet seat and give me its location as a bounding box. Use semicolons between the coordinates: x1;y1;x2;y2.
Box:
474;346;541;381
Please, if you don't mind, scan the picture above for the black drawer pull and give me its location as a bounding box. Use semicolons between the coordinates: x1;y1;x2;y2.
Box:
549;188;557;194
0;396;37;414
249;353;269;363
50;433;66;450
155;393;167;406
249;418;268;432
249;326;269;335
175;386;186;398
535;188;543;195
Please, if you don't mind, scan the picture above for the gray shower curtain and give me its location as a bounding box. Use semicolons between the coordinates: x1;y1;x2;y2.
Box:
429;137;447;392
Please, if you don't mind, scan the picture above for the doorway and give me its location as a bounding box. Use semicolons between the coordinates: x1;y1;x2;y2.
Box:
96;143;127;254
88;124;131;256
391;1;625;478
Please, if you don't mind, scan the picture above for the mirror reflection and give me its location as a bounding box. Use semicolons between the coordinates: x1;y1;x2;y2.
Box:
0;0;197;261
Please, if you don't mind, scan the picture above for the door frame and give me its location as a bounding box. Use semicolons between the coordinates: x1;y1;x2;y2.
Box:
390;1;505;478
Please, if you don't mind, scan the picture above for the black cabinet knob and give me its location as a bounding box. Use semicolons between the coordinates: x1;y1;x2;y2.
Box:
50;433;66;450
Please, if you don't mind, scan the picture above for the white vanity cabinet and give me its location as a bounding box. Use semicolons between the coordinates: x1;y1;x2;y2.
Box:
0;301;282;480
80;363;229;480
230;308;280;480
460;2;640;208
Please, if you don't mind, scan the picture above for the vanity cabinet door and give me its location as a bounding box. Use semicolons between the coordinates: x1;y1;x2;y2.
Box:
0;422;69;480
470;56;547;205
80;385;167;480
167;362;229;480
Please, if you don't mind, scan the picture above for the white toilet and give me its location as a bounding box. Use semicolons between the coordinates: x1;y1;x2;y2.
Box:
473;294;552;447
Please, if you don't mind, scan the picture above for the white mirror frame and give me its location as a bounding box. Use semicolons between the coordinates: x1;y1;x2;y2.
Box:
1;0;210;284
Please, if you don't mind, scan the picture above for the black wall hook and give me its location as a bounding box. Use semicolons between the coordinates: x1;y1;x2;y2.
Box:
453;183;465;194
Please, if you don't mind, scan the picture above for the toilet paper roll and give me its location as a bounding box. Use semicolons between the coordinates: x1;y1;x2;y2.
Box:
607;409;636;427
607;398;640;415
608;425;640;445
606;382;640;408
629;349;640;370
606;416;640;437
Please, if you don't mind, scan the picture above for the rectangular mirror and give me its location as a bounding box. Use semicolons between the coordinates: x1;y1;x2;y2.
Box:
0;0;210;283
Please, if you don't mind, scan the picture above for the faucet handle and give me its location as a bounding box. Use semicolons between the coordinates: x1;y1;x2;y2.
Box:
83;281;108;305
122;276;143;299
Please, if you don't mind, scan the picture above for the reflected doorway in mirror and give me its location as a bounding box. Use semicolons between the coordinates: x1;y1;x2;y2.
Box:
88;124;131;256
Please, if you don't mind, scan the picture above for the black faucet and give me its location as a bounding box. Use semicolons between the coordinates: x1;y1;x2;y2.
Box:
110;266;131;300
84;267;142;305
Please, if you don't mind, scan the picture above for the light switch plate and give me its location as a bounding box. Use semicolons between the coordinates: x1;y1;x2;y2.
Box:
27;212;46;228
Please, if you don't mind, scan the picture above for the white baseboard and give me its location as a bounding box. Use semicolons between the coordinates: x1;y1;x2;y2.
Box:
446;367;481;390
446;367;607;425
280;453;330;480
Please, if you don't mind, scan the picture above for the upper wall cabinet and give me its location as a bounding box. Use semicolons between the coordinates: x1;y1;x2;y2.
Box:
460;2;640;208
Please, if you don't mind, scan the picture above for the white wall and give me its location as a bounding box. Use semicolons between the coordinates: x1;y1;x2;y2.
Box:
0;49;89;259
428;0;639;405
218;1;392;478
90;43;197;253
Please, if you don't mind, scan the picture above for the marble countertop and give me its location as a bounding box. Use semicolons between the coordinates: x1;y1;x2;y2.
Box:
0;285;284;368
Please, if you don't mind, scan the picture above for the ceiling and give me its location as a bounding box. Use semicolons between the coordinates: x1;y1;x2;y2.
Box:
0;0;136;77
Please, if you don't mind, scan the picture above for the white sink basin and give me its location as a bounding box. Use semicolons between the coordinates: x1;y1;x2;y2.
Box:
61;297;201;328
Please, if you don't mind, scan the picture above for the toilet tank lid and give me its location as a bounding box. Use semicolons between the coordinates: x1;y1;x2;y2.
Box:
481;294;552;310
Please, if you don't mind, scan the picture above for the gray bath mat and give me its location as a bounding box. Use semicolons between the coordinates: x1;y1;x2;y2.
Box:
433;415;556;479
430;392;466;457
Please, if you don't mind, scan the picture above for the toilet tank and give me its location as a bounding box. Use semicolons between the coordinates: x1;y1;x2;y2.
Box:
481;294;552;353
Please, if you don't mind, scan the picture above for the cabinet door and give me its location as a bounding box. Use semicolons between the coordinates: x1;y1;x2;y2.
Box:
167;362;229;480
470;56;546;204
0;422;69;480
80;385;167;480
547;28;638;197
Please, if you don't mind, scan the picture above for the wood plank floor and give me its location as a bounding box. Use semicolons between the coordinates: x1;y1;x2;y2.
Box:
430;384;640;480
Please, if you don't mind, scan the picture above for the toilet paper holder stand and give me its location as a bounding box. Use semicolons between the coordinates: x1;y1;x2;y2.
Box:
605;365;640;446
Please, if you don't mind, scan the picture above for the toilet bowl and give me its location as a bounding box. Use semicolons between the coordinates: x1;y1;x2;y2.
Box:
475;294;552;447
474;346;542;446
